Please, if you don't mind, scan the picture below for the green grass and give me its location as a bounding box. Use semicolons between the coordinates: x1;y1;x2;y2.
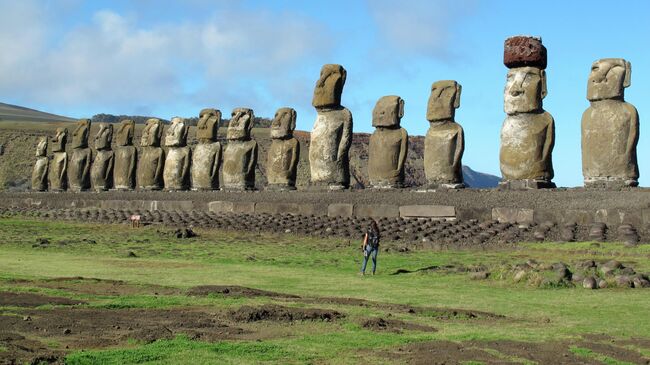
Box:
570;346;636;365
1;218;649;364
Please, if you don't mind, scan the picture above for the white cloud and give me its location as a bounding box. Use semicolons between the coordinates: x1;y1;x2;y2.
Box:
366;0;477;60
0;1;332;117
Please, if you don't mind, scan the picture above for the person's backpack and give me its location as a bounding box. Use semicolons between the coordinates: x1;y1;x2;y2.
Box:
367;230;380;248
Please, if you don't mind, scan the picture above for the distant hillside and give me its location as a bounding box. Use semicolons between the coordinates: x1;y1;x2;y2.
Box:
0;102;76;123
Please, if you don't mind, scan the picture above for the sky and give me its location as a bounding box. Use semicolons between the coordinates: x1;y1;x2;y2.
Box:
1;0;649;187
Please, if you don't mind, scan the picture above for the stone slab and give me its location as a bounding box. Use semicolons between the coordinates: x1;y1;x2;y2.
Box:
328;203;353;217
492;207;534;223
399;205;456;218
208;201;255;214
354;204;399;218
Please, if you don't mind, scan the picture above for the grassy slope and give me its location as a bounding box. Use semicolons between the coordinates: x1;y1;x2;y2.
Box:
0;218;649;363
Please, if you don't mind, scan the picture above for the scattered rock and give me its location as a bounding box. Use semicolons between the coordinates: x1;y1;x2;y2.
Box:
582;276;597;289
469;272;490;280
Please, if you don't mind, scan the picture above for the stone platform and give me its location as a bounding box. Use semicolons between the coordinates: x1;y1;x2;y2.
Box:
2;189;650;232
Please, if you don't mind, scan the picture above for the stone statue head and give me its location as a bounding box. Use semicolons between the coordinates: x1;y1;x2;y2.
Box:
141;118;164;147
51;128;68;152
427;81;461;122
270;107;297;139
164;117;189;147
372;95;404;128
196;108;221;143
587;58;631;101
36;136;48;157
504;67;547;114
227;108;254;140
94;123;113;150
71;119;91;149
312;64;347;109
115;119;135;146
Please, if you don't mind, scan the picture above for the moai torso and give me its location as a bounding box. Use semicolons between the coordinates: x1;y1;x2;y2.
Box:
31;137;48;191
192;108;222;190
222;108;257;190
90;123;114;191
137;118;165;190
48;128;68;191
113;120;137;190
499;36;554;189
163;117;191;190
68;119;92;192
309;64;353;189
581;58;639;188
423;81;465;188
368;96;408;188
267;107;300;189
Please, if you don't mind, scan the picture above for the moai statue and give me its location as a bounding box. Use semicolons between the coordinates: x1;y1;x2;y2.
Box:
163;117;191;190
582;58;639;188
68;119;92;192
368;96;408;188
308;64;353;190
137;118;165;190
267;107;300;190
90;123;114;192
499;36;555;189
424;81;465;189
191;108;222;190
48;128;68;191
113;119;137;190
222;108;258;190
31;137;48;191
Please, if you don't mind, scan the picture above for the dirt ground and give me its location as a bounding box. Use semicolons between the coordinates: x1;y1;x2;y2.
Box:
3;278;648;364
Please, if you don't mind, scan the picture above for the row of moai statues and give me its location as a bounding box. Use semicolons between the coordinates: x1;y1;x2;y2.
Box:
32;34;640;191
31;107;300;192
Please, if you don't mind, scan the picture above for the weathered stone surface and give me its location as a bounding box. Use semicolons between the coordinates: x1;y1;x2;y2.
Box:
503;35;547;69
309;108;352;189
31;137;48;191
192;143;221;190
368;96;408;188
137;118;165;190
91;123;114;191
399;205;456;218
113;120;137;190
582;58;639;188
163;117;191;190
192;109;222;191
354;204;399;218
328;203;353;217
492;207;534;223
500;63;555;188
425;81;465;188
267;107;300;190
68;119;92;192
312;64;346;109
208;201;255;214
48;128;68;191
223;108;257;190
310;64;352;190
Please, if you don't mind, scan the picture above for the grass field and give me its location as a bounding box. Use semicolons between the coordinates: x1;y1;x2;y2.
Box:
1;218;649;364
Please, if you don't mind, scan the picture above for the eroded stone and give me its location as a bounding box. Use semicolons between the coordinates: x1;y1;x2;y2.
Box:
48;128;68;191
163;117;191;191
137;118;165;190
113;120;137;190
267;107;300;190
192;109;222;191
368;96;408;188
223;108;257;190
90;123;114;191
31;137;48;191
68;119;92;192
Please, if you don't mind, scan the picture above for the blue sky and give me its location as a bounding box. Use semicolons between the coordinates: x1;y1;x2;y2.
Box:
1;0;649;187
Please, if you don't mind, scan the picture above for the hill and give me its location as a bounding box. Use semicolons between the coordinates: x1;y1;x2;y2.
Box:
0;102;76;123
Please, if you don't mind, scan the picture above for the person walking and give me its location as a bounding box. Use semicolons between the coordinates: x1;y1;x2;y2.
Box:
360;219;380;275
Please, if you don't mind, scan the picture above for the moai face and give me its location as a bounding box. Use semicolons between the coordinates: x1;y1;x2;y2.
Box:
227;108;254;140
504;67;547;114
141;118;163;147
372;96;404;128
270;107;297;139
427;81;461;122
164;117;189;147
94;123;113;150
35;137;48;157
196;108;221;142
115;119;135;146
312;64;347;109
71;119;91;149
51;128;68;152
587;58;631;101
